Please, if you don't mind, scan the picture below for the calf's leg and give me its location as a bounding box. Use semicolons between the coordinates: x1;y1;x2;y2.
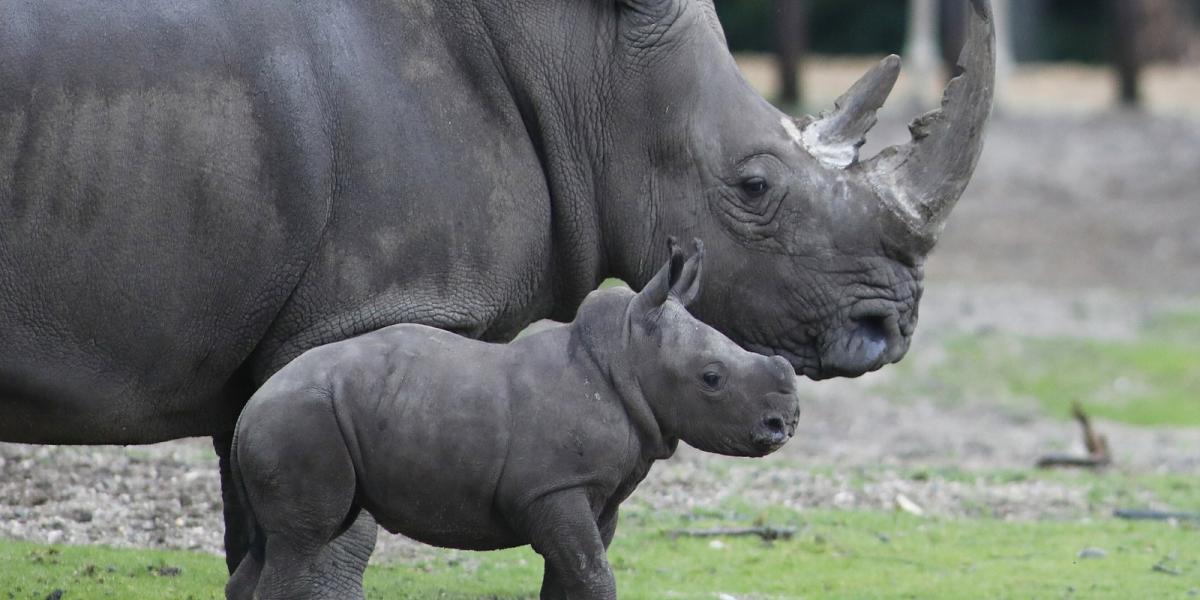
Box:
523;491;616;600
229;393;364;600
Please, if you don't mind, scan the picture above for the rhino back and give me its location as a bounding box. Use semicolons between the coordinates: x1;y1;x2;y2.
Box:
1;0;568;444
246;1;558;376
305;325;521;549
0;0;331;442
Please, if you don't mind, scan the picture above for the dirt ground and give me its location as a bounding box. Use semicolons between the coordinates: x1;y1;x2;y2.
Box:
2;61;1199;562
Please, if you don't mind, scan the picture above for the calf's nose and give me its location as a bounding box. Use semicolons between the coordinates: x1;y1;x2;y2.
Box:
752;413;792;451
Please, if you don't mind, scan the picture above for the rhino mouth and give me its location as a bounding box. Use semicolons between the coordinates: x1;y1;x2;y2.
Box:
744;314;910;380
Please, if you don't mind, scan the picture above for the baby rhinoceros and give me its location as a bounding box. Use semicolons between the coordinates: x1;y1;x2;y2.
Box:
227;240;800;600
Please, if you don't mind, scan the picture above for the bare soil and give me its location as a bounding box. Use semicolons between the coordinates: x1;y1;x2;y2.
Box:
3;62;1199;563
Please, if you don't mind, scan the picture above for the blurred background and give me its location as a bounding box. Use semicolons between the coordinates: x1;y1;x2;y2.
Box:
722;0;1200;115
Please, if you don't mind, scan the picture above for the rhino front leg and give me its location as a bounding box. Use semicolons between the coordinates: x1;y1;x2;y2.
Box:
526;492;616;600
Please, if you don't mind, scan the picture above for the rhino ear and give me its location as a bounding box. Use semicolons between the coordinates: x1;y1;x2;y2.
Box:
633;237;685;315
669;238;704;308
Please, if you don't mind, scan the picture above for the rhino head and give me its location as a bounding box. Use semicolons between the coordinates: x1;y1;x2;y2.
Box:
598;0;995;379
576;238;800;457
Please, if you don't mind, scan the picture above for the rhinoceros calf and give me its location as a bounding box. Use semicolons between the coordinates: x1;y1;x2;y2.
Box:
227;241;799;600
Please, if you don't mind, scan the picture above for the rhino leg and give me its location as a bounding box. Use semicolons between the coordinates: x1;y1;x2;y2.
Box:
528;492;616;600
214;432;254;574
231;392;367;600
225;540;262;600
308;514;375;599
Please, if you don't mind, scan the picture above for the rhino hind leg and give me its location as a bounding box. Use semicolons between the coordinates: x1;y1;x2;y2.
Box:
230;393;366;600
308;515;375;599
214;432;254;574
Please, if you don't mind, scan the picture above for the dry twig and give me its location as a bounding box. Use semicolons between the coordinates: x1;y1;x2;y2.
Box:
1113;509;1200;522
1036;401;1112;469
667;526;796;541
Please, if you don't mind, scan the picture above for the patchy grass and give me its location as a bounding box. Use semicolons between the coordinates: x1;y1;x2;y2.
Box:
0;541;226;599
4;508;1197;600
889;308;1200;426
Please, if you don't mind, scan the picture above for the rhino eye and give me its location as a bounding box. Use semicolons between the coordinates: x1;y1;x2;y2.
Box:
740;177;769;198
700;371;723;389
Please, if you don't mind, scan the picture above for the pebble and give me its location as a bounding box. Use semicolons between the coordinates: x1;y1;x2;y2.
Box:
895;493;925;516
1077;547;1107;559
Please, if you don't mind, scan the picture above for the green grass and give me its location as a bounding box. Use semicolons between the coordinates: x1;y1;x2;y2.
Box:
0;542;227;599
887;308;1200;426
4;508;1197;599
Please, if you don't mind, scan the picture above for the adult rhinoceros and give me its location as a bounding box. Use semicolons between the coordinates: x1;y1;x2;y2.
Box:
0;0;993;593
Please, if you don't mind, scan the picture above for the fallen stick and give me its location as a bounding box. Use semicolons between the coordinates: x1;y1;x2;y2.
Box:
1036;401;1111;469
1113;509;1200;522
1035;454;1110;468
667;526;796;541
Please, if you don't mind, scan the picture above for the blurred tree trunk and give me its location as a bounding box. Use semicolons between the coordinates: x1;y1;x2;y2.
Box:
1111;0;1144;107
905;0;940;107
774;0;807;109
1138;0;1196;62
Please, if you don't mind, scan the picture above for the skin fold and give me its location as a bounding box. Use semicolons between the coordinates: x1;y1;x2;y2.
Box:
228;242;800;600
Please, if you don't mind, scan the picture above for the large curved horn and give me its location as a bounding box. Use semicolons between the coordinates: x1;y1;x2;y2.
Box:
795;55;901;169
860;0;995;248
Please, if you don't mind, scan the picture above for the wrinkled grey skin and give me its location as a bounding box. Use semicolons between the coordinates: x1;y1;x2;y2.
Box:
0;0;994;583
228;243;799;600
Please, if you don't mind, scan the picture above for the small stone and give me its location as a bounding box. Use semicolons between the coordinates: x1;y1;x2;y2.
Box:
717;594;737;600
45;530;63;545
895;493;925;516
832;490;855;506
71;509;93;523
1077;547;1107;559
708;539;726;550
1152;561;1182;576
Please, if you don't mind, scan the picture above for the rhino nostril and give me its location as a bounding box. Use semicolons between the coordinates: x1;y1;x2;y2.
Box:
849;314;891;364
853;314;889;344
764;416;786;433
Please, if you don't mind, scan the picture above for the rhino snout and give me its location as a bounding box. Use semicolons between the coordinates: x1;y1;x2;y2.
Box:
750;397;799;455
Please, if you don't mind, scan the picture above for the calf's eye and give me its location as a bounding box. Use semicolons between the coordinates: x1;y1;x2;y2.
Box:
701;371;722;388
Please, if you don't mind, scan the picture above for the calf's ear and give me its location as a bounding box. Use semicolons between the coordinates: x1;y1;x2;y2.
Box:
669;238;704;308
633;238;686;315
